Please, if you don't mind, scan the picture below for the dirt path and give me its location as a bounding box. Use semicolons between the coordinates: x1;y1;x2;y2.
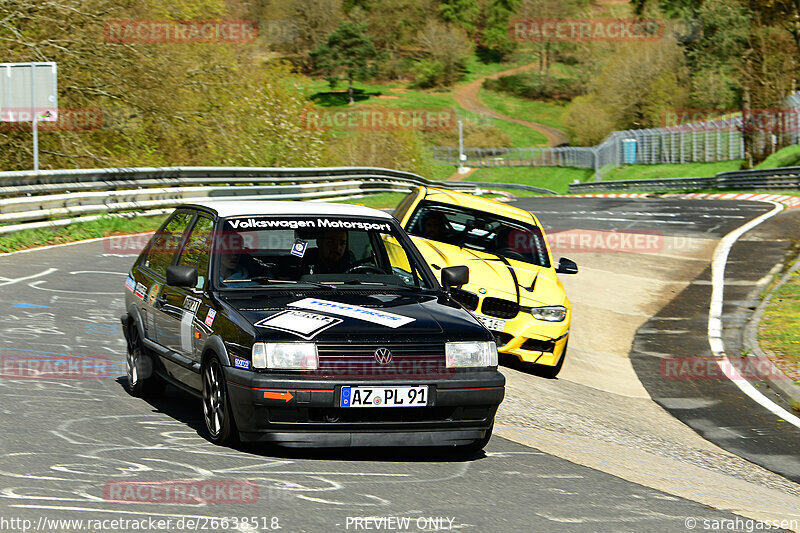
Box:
453;62;570;148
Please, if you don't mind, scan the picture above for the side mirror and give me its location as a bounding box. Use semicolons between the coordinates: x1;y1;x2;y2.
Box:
555;257;578;275
441;265;468;291
167;265;198;287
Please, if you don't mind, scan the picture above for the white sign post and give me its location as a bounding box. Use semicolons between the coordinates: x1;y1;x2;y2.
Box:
0;62;58;171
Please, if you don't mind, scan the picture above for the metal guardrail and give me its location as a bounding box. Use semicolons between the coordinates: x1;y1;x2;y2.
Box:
0;166;556;235
568;176;716;193
568;166;800;193
2;163;796;234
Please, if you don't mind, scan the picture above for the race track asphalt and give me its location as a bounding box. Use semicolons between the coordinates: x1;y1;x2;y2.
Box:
0;198;797;532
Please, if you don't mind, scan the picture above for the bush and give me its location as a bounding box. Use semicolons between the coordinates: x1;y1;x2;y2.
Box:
411;59;447;89
483;73;582;101
424;119;512;148
323;129;436;177
563;95;614;146
411;21;472;88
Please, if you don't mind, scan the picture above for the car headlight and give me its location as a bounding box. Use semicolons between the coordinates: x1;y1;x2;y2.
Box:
251;342;318;370
530;306;567;322
445;341;498;368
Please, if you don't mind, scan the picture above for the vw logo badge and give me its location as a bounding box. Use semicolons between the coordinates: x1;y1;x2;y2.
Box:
374;347;392;365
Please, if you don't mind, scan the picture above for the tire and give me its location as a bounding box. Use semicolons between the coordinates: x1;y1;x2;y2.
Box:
125;324;165;398
202;356;239;446
532;341;566;379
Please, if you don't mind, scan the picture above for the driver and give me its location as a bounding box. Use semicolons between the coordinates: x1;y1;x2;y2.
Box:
217;232;258;286
420;211;452;242
310;228;352;274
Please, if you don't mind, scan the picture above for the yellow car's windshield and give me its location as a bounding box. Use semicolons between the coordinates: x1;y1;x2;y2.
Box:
407;201;551;268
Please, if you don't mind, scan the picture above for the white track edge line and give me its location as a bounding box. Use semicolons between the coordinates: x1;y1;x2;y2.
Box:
708;200;800;428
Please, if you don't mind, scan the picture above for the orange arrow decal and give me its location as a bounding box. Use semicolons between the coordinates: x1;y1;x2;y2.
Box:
263;391;294;402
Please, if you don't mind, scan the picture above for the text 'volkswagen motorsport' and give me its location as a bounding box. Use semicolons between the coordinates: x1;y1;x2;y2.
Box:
395;187;577;378
121;201;504;449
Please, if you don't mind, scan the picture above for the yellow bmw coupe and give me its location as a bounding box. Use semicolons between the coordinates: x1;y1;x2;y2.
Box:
395;187;577;377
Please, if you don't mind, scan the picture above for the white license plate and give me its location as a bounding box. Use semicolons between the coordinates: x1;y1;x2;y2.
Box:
477;315;505;332
340;386;428;407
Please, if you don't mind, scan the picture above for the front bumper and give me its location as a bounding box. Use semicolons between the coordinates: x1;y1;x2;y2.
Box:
225;368;505;447
491;313;569;365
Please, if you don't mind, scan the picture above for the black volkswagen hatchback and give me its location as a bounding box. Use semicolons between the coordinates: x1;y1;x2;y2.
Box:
121;201;505;449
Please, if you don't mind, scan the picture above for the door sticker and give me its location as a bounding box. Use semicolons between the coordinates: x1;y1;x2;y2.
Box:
180;310;194;354
147;284;161;306
135;283;147;300
183;296;201;314
205;308;216;327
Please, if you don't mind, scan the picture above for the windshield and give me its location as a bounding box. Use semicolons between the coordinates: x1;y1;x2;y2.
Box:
408;201;551;268
213;216;435;290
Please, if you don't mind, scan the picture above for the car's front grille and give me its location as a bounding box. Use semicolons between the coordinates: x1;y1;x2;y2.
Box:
451;288;478;311
315;342;447;378
520;338;555;353
481;297;519;319
493;332;514;347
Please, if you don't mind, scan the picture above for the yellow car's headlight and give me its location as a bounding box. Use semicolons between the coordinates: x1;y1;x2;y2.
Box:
530;306;567;322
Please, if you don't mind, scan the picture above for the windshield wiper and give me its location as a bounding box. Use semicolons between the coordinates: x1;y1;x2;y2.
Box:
245;277;338;290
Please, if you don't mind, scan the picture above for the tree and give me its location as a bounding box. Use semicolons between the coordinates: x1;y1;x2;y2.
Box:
311;21;378;104
413;21;473;87
563;95;614;146
516;0;587;76
593;36;689;131
476;0;521;61
439;0;481;35
739;25;797;164
0;0;325;170
288;0;344;53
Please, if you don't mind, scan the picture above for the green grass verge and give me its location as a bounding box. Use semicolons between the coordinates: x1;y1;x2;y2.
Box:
755;144;800;169
478;89;567;131
459;51;539;83
308;81;549;147
309;79;455;110
758;268;800;383
0;214;168;254
339;193;408;209
464;166;594;194
427;165;457;181
490;117;548;146
603;161;743;181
